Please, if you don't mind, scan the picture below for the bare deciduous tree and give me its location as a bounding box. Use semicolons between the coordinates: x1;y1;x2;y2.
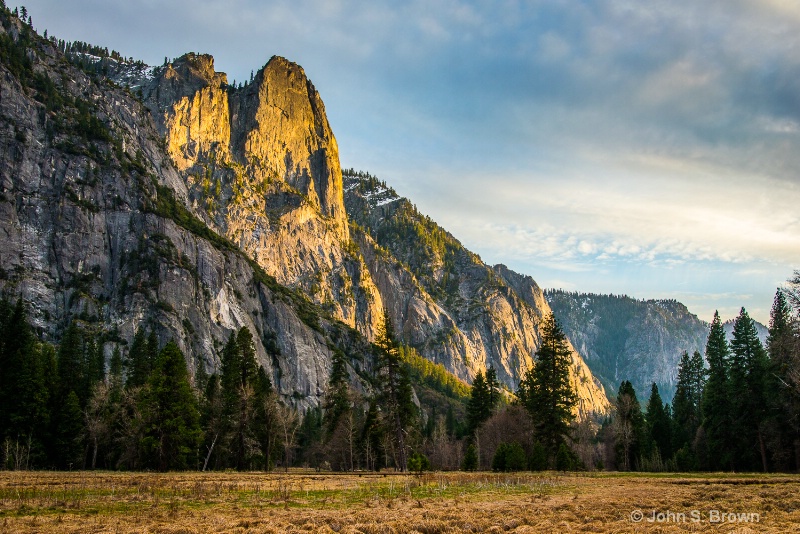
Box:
84;382;111;470
277;403;299;471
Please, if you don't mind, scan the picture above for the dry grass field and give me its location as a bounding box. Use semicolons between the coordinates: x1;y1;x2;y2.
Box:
0;470;798;533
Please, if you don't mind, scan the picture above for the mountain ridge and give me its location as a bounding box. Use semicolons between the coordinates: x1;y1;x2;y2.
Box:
0;12;609;417
545;290;768;402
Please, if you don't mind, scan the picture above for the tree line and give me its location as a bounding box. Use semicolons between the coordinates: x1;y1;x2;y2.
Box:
438;283;800;474
602;287;800;472
0;302;432;472
2;278;798;473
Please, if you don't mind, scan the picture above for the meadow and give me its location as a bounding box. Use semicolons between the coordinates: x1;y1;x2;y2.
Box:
1;471;798;533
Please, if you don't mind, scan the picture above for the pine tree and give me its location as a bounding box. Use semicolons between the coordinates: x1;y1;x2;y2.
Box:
220;328;259;470
55;390;85;469
200;374;225;471
361;399;384;471
324;348;351;437
645;383;672;462
374;308;415;471
323;348;355;470
140;341;201;471
614;380;645;471
109;346;123;383
519;313;577;461
486;366;500;411
466;371;491;436
701;311;731;470
253;367;278;470
529;440;548;471
728;308;770;471
125;328;154;389
461;443;478;471
0;299;49;469
671;350;704;455
57;322;87;404
297;407;324;468
767;290;800;471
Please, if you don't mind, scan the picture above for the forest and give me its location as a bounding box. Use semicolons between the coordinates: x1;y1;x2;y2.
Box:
2;273;799;474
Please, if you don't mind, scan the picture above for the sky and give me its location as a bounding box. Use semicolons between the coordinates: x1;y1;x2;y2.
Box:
25;0;800;325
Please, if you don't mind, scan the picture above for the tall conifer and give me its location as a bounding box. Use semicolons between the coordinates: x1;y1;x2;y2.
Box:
519;313;577;460
140;341;201;471
701;311;731;470
729;308;769;471
375;308;414;471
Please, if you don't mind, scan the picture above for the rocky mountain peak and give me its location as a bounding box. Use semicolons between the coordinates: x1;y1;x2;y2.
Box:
168;53;225;87
144;52;346;233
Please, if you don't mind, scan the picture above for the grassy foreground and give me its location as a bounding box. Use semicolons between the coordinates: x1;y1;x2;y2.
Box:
0;471;798;533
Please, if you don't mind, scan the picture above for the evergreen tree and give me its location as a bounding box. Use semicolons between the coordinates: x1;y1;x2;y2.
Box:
518;313;577;461
529;440;548;471
51;321;91;468
109;346;123;383
140;341;201;471
466;371;491;436
253;367;278;470
461;443;478;471
324;348;351;437
0;298;49;469
766;289;800;471
220;328;259;470
374;308;415;471
555;442;576;471
57;322;87;404
671;350;704;455
297;407;324;468
323;347;358;470
728;308;770;471
701;311;731;470
200;374;225;471
645;383;672;462
361;399;384;471
486;366;500;411
83;334;105;390
125;328;154;389
492;441;527;472
54;390;85;469
445;404;460;438
614;380;645;471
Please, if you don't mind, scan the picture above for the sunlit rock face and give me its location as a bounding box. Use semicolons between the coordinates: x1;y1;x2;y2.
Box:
144;54;380;339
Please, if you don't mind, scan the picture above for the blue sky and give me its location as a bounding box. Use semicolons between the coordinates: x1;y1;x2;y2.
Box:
26;0;800;324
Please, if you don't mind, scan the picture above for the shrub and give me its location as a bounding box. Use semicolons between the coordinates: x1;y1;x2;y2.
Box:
492;441;527;472
461;444;478;471
408;452;430;473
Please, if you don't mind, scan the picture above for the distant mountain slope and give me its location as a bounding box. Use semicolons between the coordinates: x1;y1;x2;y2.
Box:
545;291;709;402
545;291;768;402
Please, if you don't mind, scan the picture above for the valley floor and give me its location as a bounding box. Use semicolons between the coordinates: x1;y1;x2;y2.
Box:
1;470;798;533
